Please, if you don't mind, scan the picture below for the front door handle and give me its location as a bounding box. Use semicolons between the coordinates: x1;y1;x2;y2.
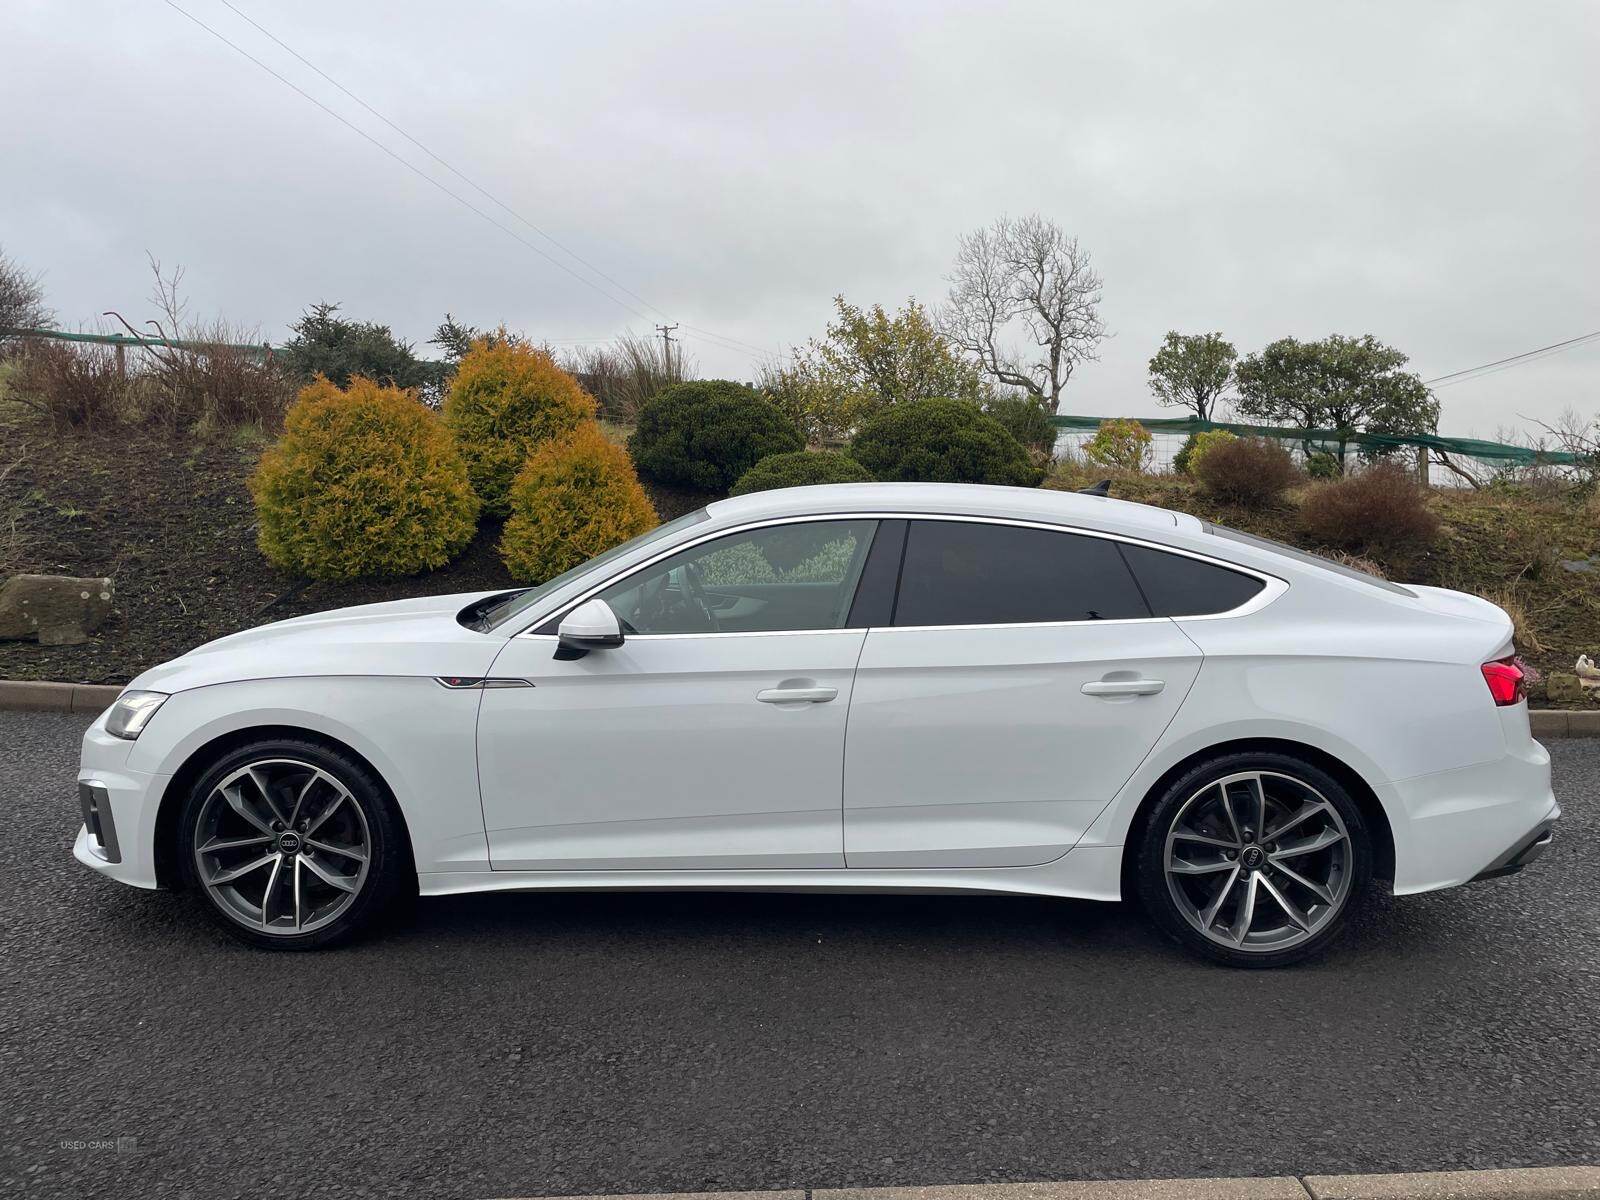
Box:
756;686;838;704
1081;678;1166;697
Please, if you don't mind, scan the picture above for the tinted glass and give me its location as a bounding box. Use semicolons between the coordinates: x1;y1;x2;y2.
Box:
1118;543;1265;616
1204;523;1414;596
594;519;877;634
487;508;710;629
893;521;1149;626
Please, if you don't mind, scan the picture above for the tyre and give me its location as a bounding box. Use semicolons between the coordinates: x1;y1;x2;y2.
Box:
177;738;409;949
1134;751;1372;968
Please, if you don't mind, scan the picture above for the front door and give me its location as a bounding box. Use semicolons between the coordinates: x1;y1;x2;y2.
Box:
478;518;880;871
843;518;1203;869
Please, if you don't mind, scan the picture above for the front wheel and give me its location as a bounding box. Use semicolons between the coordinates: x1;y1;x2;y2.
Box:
1135;752;1372;968
178;738;408;949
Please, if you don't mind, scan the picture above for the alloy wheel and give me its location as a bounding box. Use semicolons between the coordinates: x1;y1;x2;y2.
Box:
192;758;371;935
1162;770;1353;954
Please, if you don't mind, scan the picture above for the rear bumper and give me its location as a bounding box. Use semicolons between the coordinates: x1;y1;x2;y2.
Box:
1386;722;1558;895
1471;815;1558;882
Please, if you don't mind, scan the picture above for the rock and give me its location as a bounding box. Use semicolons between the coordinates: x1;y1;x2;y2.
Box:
0;574;114;646
1545;672;1585;704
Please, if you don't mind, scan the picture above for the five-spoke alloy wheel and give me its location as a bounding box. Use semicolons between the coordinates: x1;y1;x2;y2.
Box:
1137;752;1372;967
179;739;405;949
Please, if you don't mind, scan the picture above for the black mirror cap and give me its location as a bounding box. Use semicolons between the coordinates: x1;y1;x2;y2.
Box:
553;630;624;660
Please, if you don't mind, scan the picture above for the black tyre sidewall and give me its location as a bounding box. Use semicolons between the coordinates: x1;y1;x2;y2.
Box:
177;738;407;950
1135;751;1373;969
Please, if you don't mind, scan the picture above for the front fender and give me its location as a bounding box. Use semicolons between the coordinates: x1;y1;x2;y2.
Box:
128;677;491;874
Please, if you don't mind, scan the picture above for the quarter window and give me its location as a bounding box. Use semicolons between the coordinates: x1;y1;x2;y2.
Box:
1117;543;1266;617
591;519;877;635
893;521;1150;626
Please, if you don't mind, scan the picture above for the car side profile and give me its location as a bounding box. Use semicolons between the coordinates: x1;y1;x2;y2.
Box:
74;482;1559;966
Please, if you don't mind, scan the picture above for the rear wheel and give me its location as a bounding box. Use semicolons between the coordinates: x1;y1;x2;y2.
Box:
178;738;407;949
1135;752;1372;968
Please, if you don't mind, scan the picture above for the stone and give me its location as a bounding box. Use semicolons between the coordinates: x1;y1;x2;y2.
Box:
0;574;114;646
1545;672;1584;704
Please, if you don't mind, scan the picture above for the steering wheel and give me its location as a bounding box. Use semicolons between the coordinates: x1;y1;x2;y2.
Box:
680;562;721;633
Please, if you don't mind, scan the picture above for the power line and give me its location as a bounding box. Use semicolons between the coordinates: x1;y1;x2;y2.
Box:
173;1;768;366
161;0;657;323
1424;330;1600;386
214;0;674;325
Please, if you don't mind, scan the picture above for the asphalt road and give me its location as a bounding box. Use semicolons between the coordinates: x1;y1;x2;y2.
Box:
2;712;1596;1200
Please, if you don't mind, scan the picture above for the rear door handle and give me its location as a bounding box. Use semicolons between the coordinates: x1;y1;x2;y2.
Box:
756;686;838;704
1081;678;1166;697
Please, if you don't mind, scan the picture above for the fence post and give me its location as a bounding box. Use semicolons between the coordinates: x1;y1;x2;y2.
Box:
1416;445;1429;486
114;342;126;380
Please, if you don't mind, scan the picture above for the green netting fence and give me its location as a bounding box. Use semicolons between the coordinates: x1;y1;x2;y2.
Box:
1051;413;1580;483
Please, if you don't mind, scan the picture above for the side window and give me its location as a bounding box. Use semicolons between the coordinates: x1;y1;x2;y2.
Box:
1118;543;1265;617
893;521;1150;626
593;520;877;635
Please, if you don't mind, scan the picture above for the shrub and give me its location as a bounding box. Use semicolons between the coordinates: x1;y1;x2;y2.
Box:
499;422;658;582
11;339;126;429
628;380;803;493
850;398;1040;486
1298;460;1440;562
983;394;1057;458
1173;428;1237;475
1082;418;1153;472
1193;436;1298;506
729;450;874;496
443;337;596;515
1305;450;1343;479
562;332;690;423
251;376;479;580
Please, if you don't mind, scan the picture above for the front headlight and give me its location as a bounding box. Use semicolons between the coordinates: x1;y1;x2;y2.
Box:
105;690;168;740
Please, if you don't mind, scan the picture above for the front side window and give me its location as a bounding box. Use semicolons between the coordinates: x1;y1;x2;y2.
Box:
590;519;878;635
893;521;1150;626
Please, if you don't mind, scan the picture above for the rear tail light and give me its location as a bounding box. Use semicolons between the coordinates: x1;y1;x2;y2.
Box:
1481;657;1526;706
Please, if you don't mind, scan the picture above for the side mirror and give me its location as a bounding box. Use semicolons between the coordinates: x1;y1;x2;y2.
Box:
554;598;624;660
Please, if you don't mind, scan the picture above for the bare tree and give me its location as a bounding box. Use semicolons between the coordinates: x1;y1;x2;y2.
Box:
0;247;53;349
940;215;1106;412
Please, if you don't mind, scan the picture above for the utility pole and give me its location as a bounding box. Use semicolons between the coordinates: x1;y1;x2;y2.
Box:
655;323;678;376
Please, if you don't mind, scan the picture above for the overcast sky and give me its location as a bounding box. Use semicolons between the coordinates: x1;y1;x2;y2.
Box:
3;0;1596;438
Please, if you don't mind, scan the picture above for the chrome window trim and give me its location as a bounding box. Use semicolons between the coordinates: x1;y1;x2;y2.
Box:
512;511;1286;639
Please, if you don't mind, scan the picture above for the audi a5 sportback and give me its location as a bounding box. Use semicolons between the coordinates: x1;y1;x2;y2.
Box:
74;482;1559;966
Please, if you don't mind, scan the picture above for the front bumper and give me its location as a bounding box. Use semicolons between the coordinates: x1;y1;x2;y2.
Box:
74;709;168;889
1471;816;1558;882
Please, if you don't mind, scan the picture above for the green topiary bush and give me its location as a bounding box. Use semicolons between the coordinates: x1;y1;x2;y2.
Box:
850;398;1041;486
1174;428;1238;475
251;375;480;580
627;380;803;493
499;421;659;582
729;450;875;496
443;336;596;515
982;394;1057;458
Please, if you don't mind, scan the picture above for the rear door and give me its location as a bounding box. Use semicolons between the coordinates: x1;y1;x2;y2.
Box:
843;518;1205;869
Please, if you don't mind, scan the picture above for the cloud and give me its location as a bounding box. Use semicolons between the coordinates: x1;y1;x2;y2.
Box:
2;0;1595;435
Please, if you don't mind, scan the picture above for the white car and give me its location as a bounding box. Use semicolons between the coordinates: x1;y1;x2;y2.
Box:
74;482;1558;966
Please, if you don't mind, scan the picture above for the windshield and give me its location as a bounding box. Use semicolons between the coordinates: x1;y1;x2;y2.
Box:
481;508;712;630
1204;523;1415;596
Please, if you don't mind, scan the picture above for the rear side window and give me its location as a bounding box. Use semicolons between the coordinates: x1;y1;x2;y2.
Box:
1118;543;1266;617
894;521;1150;626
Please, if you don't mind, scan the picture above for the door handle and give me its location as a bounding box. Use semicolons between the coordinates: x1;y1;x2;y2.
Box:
1081;678;1166;697
756;686;838;704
